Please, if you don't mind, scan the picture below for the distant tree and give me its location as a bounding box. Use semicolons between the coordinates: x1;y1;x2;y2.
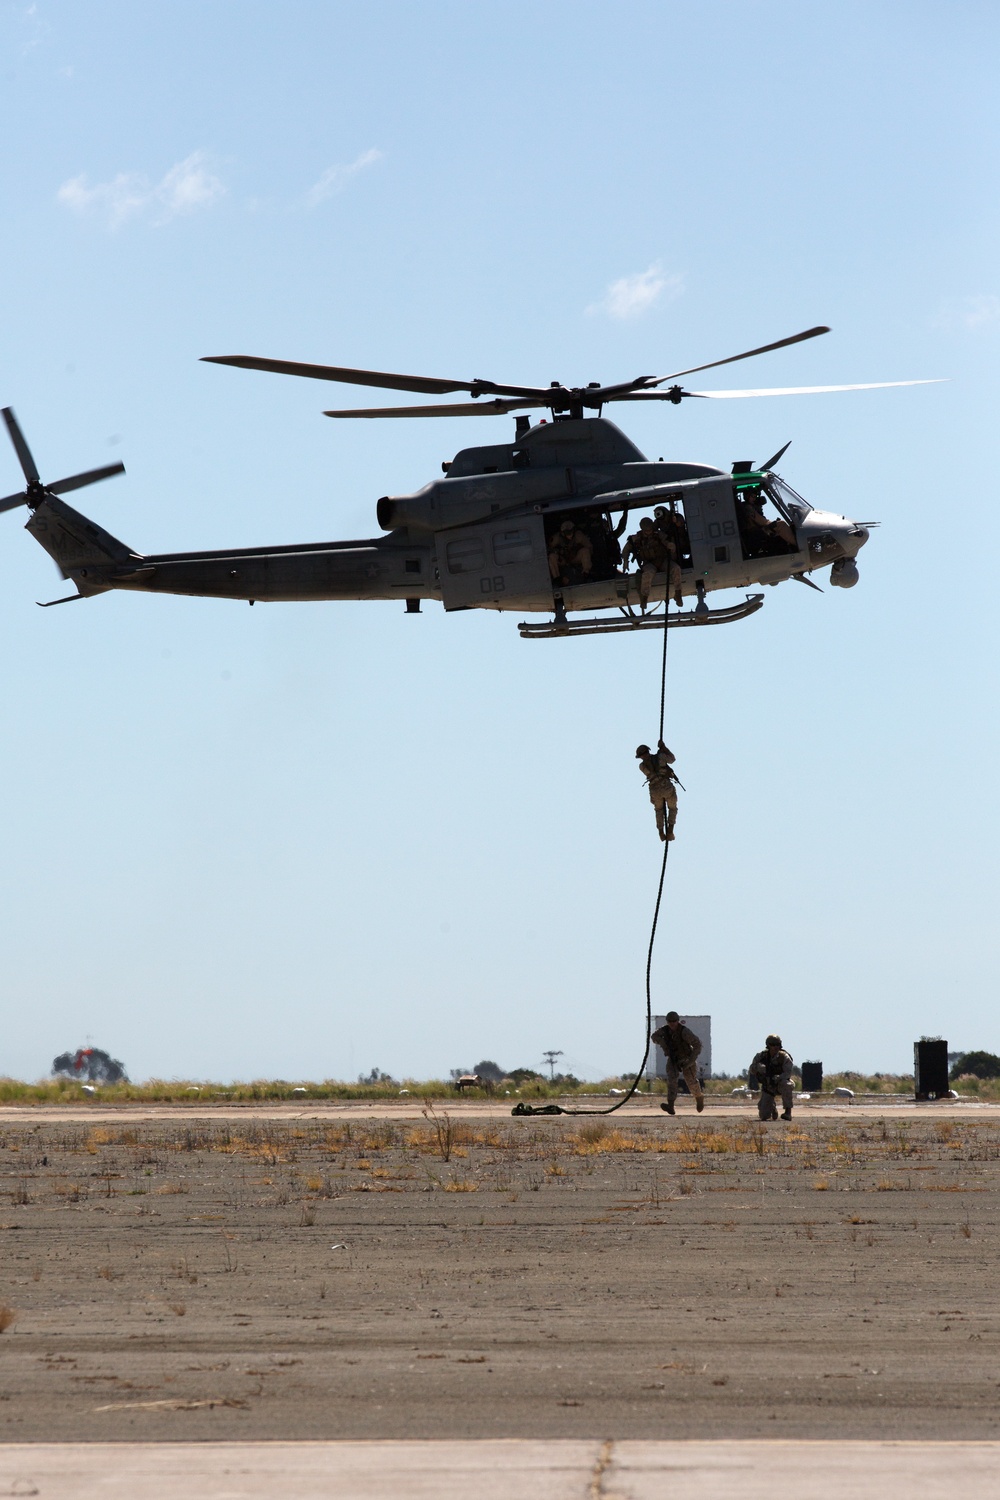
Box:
472;1060;504;1084
507;1067;545;1085
358;1068;394;1084
950;1050;1000;1081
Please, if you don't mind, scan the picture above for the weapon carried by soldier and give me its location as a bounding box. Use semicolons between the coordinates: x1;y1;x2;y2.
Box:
636;739;680;842
650;1011;705;1114
748;1034;795;1120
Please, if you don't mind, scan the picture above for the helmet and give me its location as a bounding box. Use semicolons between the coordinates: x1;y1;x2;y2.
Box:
639;516;654;529
653;506;667;518
635;744;651;756
665;1010;680;1023
560;519;575;533
766;1034;782;1048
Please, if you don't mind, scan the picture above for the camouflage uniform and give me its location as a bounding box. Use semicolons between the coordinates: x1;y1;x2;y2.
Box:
749;1044;794;1120
741;493;795;550
637;741;679;841
548;522;593;584
652;507;686;606
622;521;672;609
651;1018;704;1109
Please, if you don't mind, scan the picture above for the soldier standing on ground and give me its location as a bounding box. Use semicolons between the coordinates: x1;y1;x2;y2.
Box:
748;1034;795;1120
650;1011;704;1115
636;739;680;842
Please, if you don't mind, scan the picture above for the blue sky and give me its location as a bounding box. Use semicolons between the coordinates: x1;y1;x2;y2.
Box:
0;0;997;1083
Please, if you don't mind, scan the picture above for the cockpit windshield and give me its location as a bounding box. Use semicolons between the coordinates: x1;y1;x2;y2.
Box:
763;474;811;525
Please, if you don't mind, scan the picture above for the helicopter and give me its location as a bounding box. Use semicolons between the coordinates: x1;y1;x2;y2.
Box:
0;326;937;637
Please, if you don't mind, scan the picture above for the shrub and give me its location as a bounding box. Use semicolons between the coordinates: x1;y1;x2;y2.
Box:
950;1050;1000;1081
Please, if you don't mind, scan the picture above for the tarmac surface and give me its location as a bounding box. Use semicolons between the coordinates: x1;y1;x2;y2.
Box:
1;1103;998;1456
0;1439;998;1498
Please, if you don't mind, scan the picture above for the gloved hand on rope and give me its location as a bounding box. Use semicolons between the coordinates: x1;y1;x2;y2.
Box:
635;741;680;842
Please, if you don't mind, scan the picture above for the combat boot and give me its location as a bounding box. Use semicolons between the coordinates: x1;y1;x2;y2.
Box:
780;1108;792;1121
661;1101;675;1115
696;1096;705;1113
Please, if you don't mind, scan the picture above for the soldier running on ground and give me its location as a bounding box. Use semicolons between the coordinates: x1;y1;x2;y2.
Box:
650;1011;704;1114
748;1034;795;1120
636;739;680;842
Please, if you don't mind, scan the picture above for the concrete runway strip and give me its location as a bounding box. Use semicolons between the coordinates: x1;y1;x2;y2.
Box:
0;1099;995;1124
0;1440;997;1497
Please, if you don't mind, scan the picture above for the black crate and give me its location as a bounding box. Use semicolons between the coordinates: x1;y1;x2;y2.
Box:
914;1039;949;1099
801;1060;823;1093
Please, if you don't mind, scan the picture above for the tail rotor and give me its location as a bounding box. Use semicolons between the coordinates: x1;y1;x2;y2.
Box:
0;407;125;514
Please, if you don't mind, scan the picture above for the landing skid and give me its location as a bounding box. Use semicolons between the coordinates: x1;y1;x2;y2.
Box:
518;593;764;639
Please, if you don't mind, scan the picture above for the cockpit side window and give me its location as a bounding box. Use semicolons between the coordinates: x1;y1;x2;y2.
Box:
734;477;797;560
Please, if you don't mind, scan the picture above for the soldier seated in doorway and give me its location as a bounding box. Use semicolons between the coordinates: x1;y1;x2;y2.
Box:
748;1034;795;1120
547;518;594;586
653;504;691;568
622;517;681;610
650;1011;704;1115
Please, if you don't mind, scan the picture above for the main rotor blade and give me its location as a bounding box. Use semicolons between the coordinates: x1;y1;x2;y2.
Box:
2;407;40;485
687;378;944;399
0;490;29;514
202;354;562;404
49;461;126;495
653;326;830;385
203;354;482;398
621;379;943;401
324;398;548;419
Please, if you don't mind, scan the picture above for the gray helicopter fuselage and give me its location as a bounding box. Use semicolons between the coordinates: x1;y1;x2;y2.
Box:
22;416;868;612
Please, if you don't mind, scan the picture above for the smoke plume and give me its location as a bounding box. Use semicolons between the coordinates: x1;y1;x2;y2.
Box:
52;1047;128;1084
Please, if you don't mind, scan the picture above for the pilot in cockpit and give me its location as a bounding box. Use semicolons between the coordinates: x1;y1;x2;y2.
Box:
741;487;795;550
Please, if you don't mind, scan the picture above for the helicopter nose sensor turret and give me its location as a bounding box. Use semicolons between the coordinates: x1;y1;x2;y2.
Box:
829;558;860;588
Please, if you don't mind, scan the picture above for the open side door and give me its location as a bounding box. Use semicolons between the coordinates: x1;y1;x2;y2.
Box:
437;514;552;611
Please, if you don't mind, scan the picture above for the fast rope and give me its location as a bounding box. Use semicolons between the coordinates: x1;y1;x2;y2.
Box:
512;601;672;1118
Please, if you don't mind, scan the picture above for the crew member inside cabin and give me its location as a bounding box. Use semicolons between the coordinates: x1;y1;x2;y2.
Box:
622;517;682;610
548;518;594;585
738;486;796;555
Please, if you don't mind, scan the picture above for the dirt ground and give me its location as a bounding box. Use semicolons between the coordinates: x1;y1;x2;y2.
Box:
1;1106;998;1442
